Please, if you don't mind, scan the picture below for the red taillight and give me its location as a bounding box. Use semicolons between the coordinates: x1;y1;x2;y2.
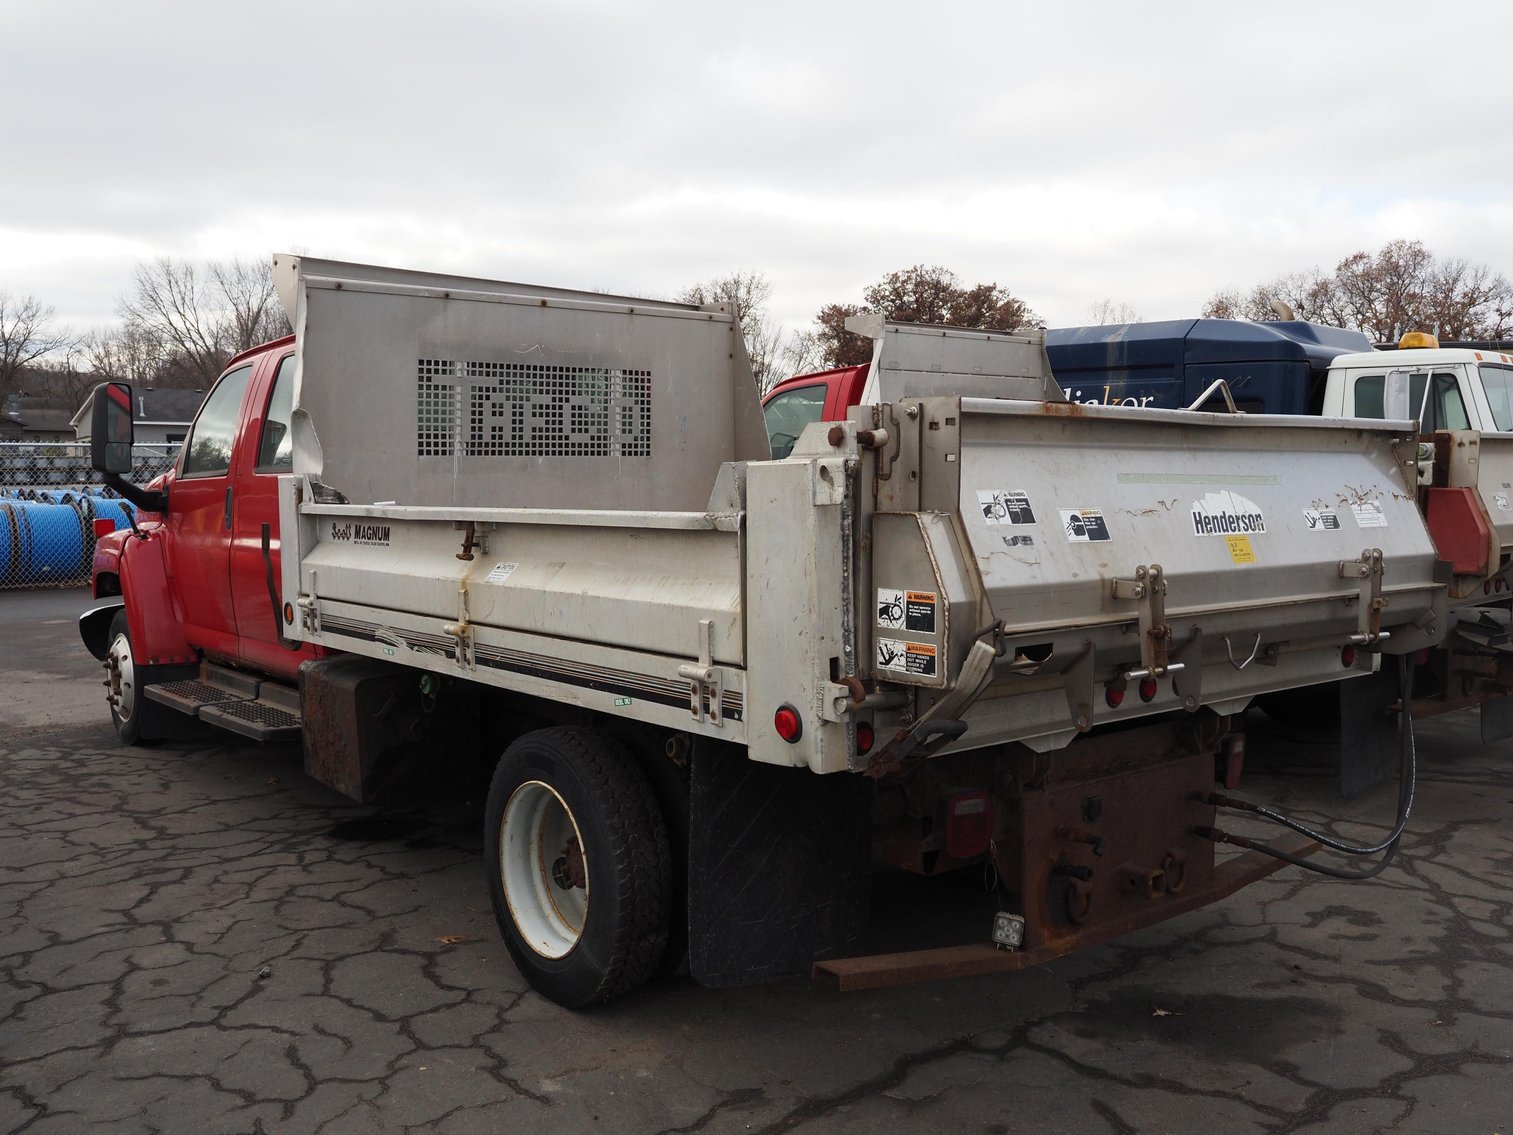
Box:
1341;645;1357;668
92;518;115;538
1485;580;1493;595
855;722;874;754
774;704;802;743
1105;683;1125;708
1415;647;1432;666
1138;676;1158;702
943;790;993;859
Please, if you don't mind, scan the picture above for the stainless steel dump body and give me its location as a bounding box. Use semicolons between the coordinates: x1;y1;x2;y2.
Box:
277;260;1446;774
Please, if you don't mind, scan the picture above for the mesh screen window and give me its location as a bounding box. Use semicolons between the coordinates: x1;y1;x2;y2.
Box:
417;360;460;456
417;360;652;459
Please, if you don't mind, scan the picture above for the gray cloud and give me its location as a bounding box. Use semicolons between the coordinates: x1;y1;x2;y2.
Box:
5;0;1512;343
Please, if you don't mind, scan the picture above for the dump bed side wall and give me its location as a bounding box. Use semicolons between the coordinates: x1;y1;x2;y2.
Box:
290;275;770;512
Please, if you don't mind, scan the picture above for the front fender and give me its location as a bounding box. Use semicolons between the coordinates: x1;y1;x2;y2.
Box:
79;599;125;660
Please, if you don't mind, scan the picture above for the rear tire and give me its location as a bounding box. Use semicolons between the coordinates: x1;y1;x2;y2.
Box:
105;610;169;745
484;727;672;1007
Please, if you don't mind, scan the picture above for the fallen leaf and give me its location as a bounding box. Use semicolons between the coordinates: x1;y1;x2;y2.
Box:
435;934;473;946
1151;1007;1183;1018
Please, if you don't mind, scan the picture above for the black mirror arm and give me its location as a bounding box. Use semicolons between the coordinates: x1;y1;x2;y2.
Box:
103;472;169;515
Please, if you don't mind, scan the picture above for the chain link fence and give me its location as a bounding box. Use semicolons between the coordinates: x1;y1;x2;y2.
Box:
1;442;180;590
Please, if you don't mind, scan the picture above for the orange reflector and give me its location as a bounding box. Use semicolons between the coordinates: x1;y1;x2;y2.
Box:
283;602;295;625
774;704;802;743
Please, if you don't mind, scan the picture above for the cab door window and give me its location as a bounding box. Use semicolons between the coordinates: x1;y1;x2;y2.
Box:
762;384;827;459
256;355;296;472
1350;371;1469;432
181;364;255;476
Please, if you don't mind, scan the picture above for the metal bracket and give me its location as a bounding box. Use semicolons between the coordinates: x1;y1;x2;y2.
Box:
867;638;997;771
1341;548;1391;646
1184;379;1241;413
677;618;724;727
442;584;475;669
297;569;320;634
1112;564;1182;678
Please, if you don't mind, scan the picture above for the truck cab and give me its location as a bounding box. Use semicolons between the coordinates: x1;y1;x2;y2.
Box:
83;335;317;741
761;364;868;457
1321;339;1513;432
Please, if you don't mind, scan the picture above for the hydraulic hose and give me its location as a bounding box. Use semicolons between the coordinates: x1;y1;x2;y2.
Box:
1203;655;1416;881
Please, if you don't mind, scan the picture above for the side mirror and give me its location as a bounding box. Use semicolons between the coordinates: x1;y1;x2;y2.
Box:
1383;369;1412;423
90;382;135;475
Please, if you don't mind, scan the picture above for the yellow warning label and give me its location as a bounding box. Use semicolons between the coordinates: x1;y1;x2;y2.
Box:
1226;535;1256;564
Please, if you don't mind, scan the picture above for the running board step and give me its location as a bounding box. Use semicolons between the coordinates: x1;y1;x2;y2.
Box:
144;664;302;741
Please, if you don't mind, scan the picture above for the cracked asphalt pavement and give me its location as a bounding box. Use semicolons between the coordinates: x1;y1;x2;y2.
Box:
2;590;1511;1133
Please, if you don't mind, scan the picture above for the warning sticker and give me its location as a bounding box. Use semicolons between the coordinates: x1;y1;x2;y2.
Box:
1192;490;1267;537
905;591;937;634
977;490;1037;526
877;638;938;677
876;588;906;629
1351;502;1389;529
1303;508;1341;532
1061;508;1111;542
486;562;520;583
1497;493;1511;513
1227;535;1257;564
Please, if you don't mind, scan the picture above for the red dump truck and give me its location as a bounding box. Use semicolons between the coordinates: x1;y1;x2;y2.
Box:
80;260;1443;1005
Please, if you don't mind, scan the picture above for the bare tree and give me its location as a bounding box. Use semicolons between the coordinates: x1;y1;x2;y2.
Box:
119;257;290;388
808;266;1041;368
0;292;72;407
1086;299;1143;325
1203;241;1513;341
76;324;162;386
679;271;790;393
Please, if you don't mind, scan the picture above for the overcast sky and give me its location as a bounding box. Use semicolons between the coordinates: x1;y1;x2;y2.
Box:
5;0;1511;347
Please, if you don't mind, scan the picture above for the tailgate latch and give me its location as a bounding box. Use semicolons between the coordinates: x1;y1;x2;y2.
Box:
1340;548;1390;646
1112;564;1185;679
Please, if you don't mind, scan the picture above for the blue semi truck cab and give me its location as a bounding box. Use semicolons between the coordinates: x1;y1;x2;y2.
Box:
1045;318;1375;415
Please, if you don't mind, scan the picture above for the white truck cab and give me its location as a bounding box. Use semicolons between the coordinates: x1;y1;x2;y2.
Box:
1322;333;1513;433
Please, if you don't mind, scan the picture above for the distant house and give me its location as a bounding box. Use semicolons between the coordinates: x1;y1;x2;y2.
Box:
71;388;207;447
1;395;79;442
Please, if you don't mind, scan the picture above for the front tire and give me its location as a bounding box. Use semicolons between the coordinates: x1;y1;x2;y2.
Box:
484;727;672;1007
105;609;169;745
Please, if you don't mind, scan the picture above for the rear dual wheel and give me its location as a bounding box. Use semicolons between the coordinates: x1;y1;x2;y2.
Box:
484;727;672;1008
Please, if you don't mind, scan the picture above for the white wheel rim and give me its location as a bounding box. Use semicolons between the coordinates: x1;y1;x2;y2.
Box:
107;631;135;722
500;780;588;958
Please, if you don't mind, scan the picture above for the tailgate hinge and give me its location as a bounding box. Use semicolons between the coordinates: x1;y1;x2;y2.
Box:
677;618;725;726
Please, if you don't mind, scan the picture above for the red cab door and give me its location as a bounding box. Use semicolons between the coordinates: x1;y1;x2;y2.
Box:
228;350;311;681
165;361;258;658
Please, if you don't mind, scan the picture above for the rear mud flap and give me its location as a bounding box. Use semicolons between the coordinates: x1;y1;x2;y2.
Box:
1340;666;1399;799
1481;694;1513;744
687;744;871;987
